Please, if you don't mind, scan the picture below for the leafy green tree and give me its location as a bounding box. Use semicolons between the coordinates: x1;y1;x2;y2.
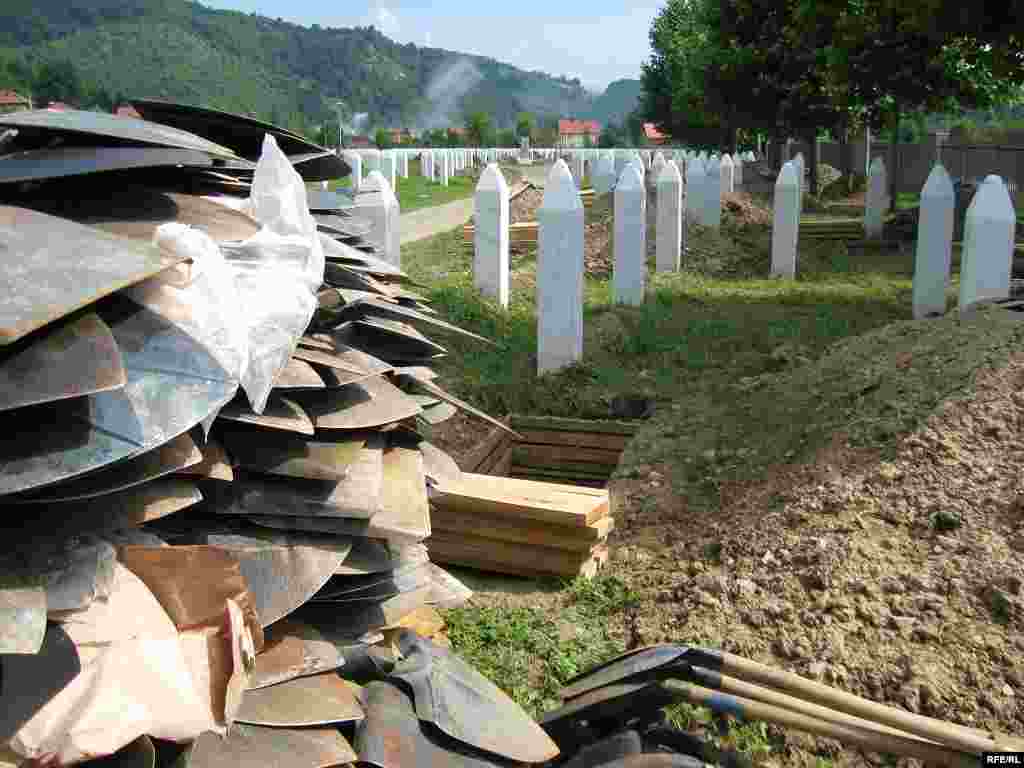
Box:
374;127;393;149
464;111;492;146
516;111;535;140
445;128;465;147
599;123;624;148
497;128;517;147
33;58;83;106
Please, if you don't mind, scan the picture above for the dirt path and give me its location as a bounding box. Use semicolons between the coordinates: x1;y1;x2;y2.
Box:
399;196;476;245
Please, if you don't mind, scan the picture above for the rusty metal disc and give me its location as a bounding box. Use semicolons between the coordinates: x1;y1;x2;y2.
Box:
300;376;422;431
234;671;364;727
0;312;125;413
187;724;356;768
0;206;184;346
217;395;314;435
248;619;344;691
7;433;201;504
218;427;366;482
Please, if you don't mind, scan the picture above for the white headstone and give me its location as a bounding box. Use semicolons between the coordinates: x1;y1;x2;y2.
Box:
656;160;683;273
572;152;585;189
381;151;397;192
364;148;382;174
651;152;667;189
344;150;363;194
615;150;628;177
474;163;510;308
865;156;887;239
399;150;410;178
361;170;401;267
733;154;744;186
721;154;735;196
594;154;615;196
613;164;647;306
686;157;705;225
958;175;1016;311
537;160;585;374
912;164;955;319
792;152;805;219
440;150;450;187
704;155;722;228
771;162;800;278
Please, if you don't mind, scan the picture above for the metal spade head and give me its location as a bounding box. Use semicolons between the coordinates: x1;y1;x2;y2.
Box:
387;631;560;764
289;151;350;182
394;373;518;438
0;572;46;654
0;624;82;742
0;108;239;158
0;299;236;496
558;645;694;701
248;619;344;691
200;527;353;627
187;724;356;768
299;376;422;431
272;358;325;391
0;312;125;413
129;99;333;162
356;681;514;768
177;436;234;482
540;681;681;750
334;538;402;576
0;146;214;185
0;206;183;345
7;432;201;504
217;395;314;435
218;426;366;482
83;735;157;768
340;297;496;346
234;672;364;727
297;587;433;649
295;335;393;377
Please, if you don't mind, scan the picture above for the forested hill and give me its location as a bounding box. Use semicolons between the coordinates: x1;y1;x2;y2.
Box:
0;0;640;136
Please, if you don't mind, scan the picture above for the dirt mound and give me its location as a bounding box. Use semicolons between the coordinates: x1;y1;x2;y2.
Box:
610;308;1024;766
510;185;543;225
722;191;773;227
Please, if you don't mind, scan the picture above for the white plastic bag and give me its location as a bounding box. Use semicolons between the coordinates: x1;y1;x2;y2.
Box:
123;222;247;431
219;134;325;412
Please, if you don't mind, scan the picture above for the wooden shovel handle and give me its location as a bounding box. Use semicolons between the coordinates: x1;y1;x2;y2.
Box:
665;681;980;768
720;651;1021;754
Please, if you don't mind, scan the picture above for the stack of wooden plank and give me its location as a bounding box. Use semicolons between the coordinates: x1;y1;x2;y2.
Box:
427;473;613;579
509;415;634;487
462;189;595;249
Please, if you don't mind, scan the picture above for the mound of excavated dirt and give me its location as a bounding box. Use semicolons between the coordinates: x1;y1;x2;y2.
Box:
510;185;543;225
609;308;1024;767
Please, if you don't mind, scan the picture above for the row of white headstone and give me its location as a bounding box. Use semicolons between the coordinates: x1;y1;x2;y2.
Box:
769;156;1017;316
342;148;523;193
472;151;754;375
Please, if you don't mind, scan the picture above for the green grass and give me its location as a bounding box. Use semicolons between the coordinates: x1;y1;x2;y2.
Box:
328;157;478;212
443;574;638;717
411;206;1024;763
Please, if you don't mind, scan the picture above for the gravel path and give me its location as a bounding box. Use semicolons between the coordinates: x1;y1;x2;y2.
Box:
399;196;476;245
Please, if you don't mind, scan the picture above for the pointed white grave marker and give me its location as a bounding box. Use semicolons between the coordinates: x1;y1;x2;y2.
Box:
912;164;955;319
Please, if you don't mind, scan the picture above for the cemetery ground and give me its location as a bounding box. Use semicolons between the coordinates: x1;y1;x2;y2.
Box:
404;183;1024;767
329;156;520;213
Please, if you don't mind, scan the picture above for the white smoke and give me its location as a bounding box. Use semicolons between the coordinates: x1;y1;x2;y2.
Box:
414;57;484;132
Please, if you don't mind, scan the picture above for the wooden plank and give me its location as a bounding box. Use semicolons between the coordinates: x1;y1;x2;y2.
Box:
508;415;639;436
427;533;608;578
460;423;509;473
425;549;607;580
509;466;612;482
474;435;513;476
512;444;622;468
516;429;631;451
430;508;613;551
432;473;607;527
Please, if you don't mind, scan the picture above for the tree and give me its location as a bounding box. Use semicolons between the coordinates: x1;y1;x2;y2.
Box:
464;111;492;146
516;111;535;140
599;123;625;148
374;127;393;149
33;58;83;107
497;128;517;147
445;128;465;147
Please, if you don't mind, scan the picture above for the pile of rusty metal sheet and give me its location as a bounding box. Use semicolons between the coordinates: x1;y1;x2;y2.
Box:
0;105;515;768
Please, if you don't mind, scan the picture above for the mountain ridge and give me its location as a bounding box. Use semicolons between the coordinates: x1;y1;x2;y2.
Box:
0;0;641;136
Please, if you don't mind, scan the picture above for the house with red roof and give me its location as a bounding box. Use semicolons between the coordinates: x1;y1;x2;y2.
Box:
0;90;32;114
558;119;601;148
643;122;669;145
115;104;142;119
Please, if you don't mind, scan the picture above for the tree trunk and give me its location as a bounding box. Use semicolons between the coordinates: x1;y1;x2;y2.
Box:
806;131;820;197
838;114;853;193
888;106;899;213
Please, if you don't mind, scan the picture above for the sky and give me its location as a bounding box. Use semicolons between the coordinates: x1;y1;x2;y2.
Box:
201;0;659;92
